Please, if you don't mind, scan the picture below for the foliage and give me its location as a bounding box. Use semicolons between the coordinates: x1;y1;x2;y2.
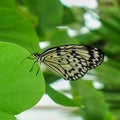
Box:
0;0;120;120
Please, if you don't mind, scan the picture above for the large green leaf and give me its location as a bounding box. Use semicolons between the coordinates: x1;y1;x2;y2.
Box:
0;111;16;120
0;42;45;115
0;0;16;10
0;8;40;53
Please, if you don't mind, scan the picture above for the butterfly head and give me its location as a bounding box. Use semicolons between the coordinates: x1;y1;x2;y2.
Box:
33;52;41;62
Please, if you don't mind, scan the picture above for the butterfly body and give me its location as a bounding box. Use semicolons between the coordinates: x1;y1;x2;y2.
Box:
33;45;104;81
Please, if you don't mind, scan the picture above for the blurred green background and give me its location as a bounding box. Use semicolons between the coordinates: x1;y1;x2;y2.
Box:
0;0;120;120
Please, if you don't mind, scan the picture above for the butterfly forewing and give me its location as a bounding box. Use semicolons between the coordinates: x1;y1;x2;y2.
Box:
35;45;104;81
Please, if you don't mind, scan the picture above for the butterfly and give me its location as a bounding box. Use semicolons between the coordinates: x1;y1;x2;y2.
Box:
30;44;104;81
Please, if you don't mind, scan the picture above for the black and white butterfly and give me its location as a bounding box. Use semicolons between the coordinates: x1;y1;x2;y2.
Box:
31;44;104;81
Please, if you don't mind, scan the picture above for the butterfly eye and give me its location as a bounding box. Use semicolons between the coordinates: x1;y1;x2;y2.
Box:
33;53;38;57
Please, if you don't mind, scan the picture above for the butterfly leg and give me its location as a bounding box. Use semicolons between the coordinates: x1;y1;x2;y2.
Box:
29;60;37;72
36;67;40;76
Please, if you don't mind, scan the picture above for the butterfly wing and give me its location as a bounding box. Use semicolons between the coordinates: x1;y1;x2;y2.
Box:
40;45;104;81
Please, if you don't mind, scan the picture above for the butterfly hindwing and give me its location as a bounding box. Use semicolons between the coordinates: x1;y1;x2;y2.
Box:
38;45;104;80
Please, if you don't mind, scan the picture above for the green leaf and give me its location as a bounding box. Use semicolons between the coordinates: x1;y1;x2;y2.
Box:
23;0;63;35
44;72;60;83
96;61;120;87
0;111;16;120
71;80;111;120
75;31;101;44
46;29;79;47
0;8;39;53
0;0;16;10
62;6;75;25
46;83;81;107
0;42;45;114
